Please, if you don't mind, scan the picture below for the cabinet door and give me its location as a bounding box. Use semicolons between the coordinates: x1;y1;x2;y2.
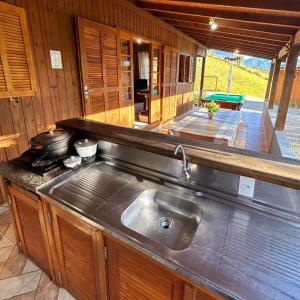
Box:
49;204;107;300
107;237;183;300
183;283;224;300
8;185;53;275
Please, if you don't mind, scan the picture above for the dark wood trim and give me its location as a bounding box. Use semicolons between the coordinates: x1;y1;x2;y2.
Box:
265;60;275;101
57;118;300;190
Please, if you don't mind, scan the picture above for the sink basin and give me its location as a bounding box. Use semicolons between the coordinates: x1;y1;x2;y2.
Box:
121;189;202;251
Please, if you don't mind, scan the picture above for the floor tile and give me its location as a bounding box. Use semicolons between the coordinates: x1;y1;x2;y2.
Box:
0;206;9;216
22;260;39;275
0;246;27;280
0;236;14;249
0;270;41;299
5;224;16;244
57;288;75;300
0;246;14;263
9;291;36;300
34;272;59;300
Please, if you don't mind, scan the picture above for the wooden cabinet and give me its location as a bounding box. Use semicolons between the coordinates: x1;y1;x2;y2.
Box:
8;185;53;276
46;203;107;300
106;237;183;300
183;283;224;300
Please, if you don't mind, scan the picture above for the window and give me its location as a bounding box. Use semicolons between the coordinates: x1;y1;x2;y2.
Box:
178;54;195;83
0;2;37;99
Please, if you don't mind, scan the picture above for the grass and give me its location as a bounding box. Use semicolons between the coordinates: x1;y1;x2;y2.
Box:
194;54;269;99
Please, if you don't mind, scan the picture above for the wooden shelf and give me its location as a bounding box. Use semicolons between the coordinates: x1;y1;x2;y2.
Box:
57;118;300;191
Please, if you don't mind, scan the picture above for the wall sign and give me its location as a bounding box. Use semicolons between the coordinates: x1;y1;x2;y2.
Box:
50;50;63;69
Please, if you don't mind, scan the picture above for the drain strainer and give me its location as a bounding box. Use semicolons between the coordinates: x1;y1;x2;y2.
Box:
159;217;174;230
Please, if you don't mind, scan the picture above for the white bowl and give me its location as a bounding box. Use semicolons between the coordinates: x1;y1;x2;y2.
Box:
63;156;82;169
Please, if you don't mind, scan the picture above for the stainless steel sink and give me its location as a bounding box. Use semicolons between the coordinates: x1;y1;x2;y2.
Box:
121;189;202;251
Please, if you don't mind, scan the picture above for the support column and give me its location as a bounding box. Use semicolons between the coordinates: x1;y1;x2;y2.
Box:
199;56;206;99
275;43;300;130
268;58;282;109
265;59;275;101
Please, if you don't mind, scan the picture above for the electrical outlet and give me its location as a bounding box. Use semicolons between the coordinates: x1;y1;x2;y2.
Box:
238;176;255;198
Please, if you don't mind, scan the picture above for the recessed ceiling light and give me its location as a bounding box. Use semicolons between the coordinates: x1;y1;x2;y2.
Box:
234;49;240;54
209;17;218;31
136;38;142;44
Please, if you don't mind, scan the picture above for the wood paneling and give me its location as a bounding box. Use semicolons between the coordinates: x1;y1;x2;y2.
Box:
0;0;198;162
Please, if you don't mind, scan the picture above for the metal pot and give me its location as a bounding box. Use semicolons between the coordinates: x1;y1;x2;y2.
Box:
30;129;72;164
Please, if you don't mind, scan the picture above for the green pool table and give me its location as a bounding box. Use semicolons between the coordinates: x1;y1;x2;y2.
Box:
202;93;245;110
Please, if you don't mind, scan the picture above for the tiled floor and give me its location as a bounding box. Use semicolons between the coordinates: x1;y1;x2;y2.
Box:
0;202;75;300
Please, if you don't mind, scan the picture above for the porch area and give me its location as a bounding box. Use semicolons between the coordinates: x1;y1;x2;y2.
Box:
155;97;268;153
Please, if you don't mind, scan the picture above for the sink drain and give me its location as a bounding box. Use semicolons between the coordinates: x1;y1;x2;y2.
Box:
159;217;174;230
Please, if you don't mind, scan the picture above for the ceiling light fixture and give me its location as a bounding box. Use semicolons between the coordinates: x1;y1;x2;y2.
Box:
136;38;142;44
209;17;218;31
234;49;240;54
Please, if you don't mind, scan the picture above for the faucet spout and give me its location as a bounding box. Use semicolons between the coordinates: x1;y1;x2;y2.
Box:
174;145;191;180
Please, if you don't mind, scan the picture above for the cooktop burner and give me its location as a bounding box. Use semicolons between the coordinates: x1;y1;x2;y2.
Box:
13;150;67;176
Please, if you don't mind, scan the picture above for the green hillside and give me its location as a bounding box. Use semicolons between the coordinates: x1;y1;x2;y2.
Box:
194;54;269;99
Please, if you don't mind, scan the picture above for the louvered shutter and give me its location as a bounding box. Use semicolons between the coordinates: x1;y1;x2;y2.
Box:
77;17;121;125
0;2;36;98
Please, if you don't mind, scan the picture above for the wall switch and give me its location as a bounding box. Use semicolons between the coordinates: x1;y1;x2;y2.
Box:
238;176;255;198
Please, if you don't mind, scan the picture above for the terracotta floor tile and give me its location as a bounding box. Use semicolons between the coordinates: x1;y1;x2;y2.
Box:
0;246;14;263
5;224;16;244
0;246;27;279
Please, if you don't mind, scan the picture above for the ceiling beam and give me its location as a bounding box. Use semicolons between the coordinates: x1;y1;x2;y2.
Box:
137;1;300;28
151;11;296;36
176;27;285;47
167;0;300;13
188;36;281;53
162;18;291;43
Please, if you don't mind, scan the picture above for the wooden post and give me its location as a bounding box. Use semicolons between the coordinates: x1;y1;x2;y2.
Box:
265;59;275;101
275;43;300;130
268;58;282;109
199;56;206;99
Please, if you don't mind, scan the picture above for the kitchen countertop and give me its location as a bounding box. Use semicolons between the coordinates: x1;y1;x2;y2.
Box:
37;161;300;300
0;161;70;192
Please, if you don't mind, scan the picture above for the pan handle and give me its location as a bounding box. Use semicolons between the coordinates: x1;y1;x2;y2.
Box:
31;151;49;167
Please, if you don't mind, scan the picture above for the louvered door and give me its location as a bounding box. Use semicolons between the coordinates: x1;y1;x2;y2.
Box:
8;185;53;276
162;46;178;121
77;17;121;125
48;203;107;300
0;2;37;98
107;237;183;300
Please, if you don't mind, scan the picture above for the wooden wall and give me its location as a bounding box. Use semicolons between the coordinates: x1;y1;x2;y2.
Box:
0;0;199;162
275;68;300;107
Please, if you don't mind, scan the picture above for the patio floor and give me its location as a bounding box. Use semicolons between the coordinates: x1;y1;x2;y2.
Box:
269;106;300;159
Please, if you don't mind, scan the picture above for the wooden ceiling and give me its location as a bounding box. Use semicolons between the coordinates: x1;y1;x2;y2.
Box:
135;0;300;59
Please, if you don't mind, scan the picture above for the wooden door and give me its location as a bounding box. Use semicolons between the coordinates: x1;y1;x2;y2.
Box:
8;185;53;276
119;32;134;127
149;44;162;124
77;17;121;125
47;203;107;300
107;237;183;300
162;46;179;121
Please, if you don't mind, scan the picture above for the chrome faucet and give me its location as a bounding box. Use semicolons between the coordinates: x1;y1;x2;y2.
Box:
174;145;191;179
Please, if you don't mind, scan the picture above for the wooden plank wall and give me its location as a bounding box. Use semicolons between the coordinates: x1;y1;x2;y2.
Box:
0;0;198;162
274;68;300;107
